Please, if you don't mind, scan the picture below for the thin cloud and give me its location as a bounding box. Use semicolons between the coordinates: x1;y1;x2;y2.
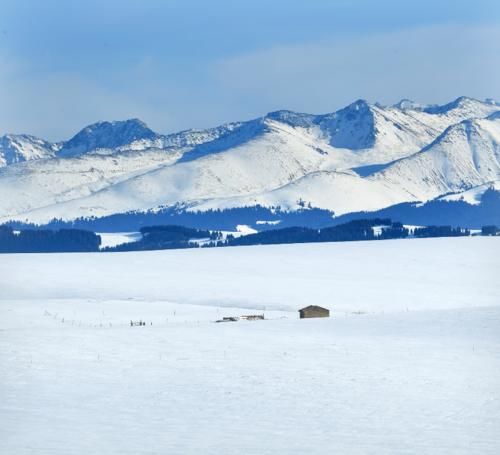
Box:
1;24;499;140
213;24;500;113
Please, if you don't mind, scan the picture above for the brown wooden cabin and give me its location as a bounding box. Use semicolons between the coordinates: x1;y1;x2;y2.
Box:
299;305;330;319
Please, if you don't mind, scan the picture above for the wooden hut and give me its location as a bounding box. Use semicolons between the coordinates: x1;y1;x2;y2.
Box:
299;305;330;319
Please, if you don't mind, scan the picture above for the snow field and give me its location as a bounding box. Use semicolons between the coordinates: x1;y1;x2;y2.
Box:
1;237;499;454
1;237;498;312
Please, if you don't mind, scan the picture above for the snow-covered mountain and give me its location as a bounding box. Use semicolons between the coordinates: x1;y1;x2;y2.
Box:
0;96;499;224
0;134;58;166
58;119;160;157
370;114;500;201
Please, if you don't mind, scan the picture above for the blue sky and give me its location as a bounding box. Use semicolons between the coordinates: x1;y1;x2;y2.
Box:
1;0;499;140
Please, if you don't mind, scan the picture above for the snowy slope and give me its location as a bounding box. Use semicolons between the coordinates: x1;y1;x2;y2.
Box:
1;237;498;314
192;170;413;215
0;134;58;166
438;180;500;204
1;238;500;454
0;97;499;223
0;148;182;219
370;115;500;201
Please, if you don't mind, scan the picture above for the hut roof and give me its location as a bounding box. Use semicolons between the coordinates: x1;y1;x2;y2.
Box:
299;305;329;311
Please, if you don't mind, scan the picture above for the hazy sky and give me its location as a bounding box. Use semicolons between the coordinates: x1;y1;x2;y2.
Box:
1;0;499;140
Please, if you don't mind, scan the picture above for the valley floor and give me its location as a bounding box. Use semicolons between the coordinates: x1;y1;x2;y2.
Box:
1;237;499;454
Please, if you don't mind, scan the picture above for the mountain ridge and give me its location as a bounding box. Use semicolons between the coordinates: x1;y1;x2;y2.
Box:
0;96;499;225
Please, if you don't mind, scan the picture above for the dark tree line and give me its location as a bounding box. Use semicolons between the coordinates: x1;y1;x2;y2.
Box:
104;225;223;252
3;219;492;255
226;219;409;246
412;226;470;238
481;225;499;236
377;222;409;239
0;225;101;253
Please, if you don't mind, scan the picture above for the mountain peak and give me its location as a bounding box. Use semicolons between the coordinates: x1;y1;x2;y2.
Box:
423;96;485;115
265;110;315;128
315;99;376;150
59;118;158;157
90;118;149;129
451;96;482;108
345;99;371;111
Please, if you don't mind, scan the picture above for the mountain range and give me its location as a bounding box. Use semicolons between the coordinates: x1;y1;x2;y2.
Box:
1;96;499;229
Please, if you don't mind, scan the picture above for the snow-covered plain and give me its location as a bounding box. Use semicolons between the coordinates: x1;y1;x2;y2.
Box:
1;237;500;454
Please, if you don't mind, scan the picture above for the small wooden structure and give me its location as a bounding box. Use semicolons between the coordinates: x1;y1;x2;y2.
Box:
299;305;330;319
240;314;265;321
216;316;239;323
130;320;146;326
215;314;265;323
